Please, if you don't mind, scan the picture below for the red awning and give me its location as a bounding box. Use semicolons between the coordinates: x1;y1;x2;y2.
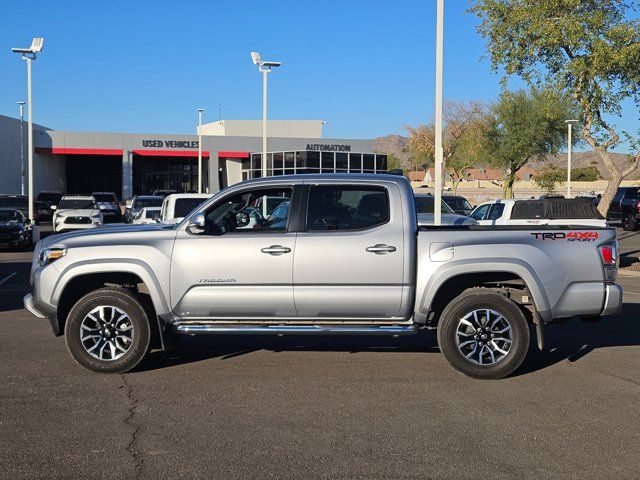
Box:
132;149;210;157
36;147;123;155
218;151;250;158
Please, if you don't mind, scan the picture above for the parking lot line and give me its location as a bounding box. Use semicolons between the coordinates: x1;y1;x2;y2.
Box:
0;272;17;286
624;291;640;296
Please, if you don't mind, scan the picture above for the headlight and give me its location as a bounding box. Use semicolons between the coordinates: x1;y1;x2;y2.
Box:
91;213;102;219
38;247;67;267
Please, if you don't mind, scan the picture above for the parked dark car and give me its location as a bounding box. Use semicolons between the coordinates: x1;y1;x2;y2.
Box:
35;191;63;222
601;186;640;231
442;194;474;216
124;195;164;223
0;208;32;249
0;195;30;221
92;192;122;223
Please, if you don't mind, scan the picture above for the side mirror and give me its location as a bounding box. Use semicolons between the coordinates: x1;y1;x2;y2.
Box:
187;212;206;234
50;205;57;210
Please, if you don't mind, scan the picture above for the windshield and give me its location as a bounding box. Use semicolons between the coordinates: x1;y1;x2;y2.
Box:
0;210;20;222
414;196;455;214
37;193;62;203
58;199;96;210
445;197;473;211
134;197;163;209
0;197;27;209
174;198;207;218
93;194;117;203
145;209;161;219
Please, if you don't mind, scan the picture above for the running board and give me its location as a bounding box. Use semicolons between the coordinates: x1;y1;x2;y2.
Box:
173;324;417;336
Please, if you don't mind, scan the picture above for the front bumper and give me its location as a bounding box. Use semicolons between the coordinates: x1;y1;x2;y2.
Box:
601;283;623;316
55;222;100;232
23;293;46;318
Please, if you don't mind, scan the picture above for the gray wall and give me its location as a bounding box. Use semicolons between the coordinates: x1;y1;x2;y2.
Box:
0;114;63;195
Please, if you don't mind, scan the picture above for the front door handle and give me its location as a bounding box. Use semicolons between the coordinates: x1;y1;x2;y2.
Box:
261;245;291;255
366;244;397;254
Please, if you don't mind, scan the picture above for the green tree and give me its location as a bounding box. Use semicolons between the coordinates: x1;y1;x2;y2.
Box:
534;164;565;194
572;166;600;181
471;0;640;214
483;87;577;198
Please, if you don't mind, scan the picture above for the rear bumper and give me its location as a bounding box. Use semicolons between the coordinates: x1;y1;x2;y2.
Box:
601;283;623;316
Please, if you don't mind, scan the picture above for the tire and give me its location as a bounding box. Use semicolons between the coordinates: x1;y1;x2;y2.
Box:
622;214;637;231
64;287;151;373
437;289;530;380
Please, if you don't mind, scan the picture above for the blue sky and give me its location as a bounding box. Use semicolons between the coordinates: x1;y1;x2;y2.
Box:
0;0;637;151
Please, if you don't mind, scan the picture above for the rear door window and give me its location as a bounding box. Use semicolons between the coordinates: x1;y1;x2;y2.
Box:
306;185;390;231
487;204;505;221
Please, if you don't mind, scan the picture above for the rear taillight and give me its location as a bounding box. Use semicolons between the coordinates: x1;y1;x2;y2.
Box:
599;243;617;266
636;201;640;213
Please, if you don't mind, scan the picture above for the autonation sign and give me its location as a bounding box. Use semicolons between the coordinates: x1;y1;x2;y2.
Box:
306;143;351;152
142;139;199;149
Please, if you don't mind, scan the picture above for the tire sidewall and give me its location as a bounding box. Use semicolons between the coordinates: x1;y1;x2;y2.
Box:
437;291;530;379
64;289;150;373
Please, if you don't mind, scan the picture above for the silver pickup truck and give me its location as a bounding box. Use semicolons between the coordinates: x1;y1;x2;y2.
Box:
24;175;622;379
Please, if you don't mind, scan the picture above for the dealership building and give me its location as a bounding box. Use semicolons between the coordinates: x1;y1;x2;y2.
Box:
0;115;387;198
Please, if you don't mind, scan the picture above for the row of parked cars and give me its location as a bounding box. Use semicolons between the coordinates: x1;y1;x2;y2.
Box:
415;191;608;228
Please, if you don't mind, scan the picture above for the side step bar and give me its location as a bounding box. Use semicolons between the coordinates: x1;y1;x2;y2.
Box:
173;324;417;336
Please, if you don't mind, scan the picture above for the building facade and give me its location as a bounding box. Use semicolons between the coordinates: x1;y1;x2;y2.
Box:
0;115;387;198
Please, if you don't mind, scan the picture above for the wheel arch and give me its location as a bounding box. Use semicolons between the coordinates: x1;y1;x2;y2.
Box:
52;261;171;350
418;259;551;324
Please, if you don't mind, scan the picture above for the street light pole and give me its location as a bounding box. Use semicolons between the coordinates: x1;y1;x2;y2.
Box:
565;119;578;198
250;52;281;178
17;101;25;196
197;108;205;193
434;0;444;225
262;68;268;178
12;38;43;228
26;57;33;221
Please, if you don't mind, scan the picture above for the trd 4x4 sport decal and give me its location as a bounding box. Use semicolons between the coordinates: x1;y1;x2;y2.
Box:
530;232;600;242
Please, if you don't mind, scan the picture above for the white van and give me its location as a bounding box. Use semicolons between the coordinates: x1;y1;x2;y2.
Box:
160;194;212;224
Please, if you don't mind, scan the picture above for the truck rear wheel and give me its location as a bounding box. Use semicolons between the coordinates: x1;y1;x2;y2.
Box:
437;290;530;379
623;214;637;231
64;287;150;373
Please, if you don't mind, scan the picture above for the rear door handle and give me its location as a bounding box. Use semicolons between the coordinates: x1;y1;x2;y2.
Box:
366;244;397;254
261;245;291;255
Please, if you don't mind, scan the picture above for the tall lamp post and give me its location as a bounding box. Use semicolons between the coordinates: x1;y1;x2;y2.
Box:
250;52;282;178
17;101;25;195
197;108;205;193
565;119;579;198
433;0;444;225
12;37;44;228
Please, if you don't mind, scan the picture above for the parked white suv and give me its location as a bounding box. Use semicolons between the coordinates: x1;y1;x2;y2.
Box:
53;195;103;232
160;193;212;224
470;198;607;227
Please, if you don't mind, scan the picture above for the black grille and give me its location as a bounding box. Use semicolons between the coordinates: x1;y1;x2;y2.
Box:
65;216;91;225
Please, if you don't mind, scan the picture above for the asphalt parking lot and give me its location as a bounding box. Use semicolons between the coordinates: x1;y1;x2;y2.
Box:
1;228;639;480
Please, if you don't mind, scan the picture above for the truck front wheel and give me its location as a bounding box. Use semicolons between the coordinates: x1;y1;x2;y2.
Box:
437;290;530;379
64;287;151;373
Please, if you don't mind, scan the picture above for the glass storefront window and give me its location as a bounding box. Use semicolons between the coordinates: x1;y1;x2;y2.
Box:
376;154;388;172
132;156;208;195
273;153;283;176
363;154;375;172
348;153;361;173
321;152;335;172
284;152;295;175
306;151;320;174
334;153;347;171
251;153;262;172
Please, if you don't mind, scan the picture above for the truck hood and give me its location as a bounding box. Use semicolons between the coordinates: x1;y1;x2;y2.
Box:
39;223;177;249
417;213;477;226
